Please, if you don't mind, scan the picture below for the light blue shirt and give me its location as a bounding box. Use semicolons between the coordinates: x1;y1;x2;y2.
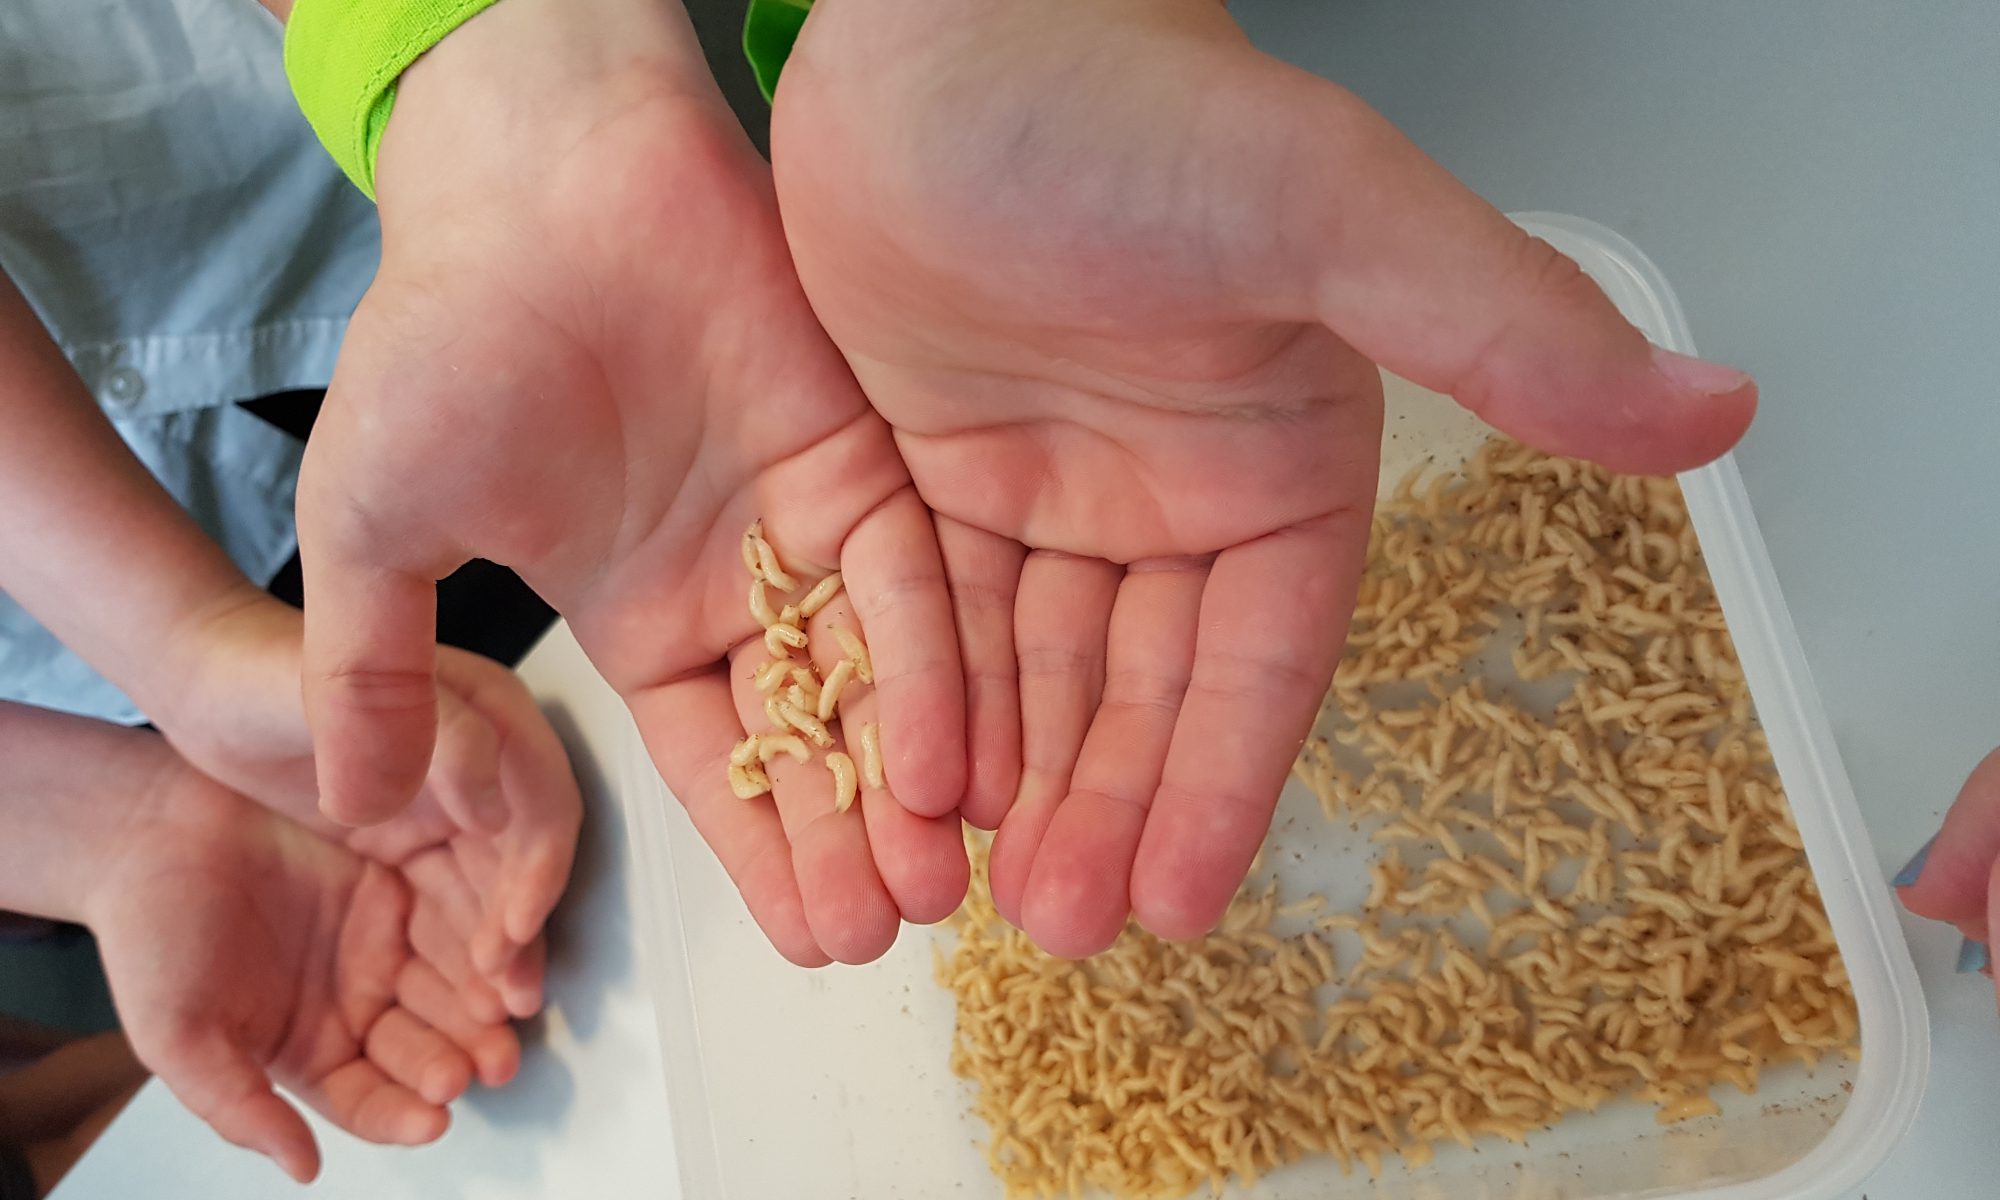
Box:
0;0;380;723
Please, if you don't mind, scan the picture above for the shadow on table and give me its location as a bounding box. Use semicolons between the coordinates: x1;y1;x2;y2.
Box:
458;697;637;1146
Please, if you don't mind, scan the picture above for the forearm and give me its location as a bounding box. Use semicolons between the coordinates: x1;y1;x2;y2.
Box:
0;274;267;720
0;704;168;924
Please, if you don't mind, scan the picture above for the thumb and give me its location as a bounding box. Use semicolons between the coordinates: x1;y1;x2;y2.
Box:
1242;57;1755;474
296;411;461;829
151;1028;321;1183
1899;746;2000;937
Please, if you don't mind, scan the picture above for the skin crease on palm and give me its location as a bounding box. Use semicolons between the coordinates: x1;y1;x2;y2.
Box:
89;742;522;1184
773;0;1759;957
295;0;969;968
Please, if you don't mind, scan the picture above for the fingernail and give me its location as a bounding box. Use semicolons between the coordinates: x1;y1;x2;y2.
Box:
1957;938;1989;974
1892;835;1936;888
1652;346;1753;396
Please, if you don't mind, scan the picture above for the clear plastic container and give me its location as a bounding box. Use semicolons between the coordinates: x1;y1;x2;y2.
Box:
618;213;1928;1200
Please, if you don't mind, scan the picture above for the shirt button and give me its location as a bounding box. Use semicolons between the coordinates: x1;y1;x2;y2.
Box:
102;366;147;411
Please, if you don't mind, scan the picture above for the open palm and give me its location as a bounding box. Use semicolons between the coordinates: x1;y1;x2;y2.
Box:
90;761;516;1183
773;0;1757;955
296;0;967;965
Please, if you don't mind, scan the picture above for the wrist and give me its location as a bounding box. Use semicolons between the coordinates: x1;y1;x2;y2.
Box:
0;705;177;925
137;582;285;736
145;593;315;804
373;0;723;213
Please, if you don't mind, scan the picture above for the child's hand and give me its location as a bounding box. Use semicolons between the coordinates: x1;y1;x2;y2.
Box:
290;0;969;965
87;742;520;1183
771;0;1758;957
1896;747;2000;976
159;595;577;1016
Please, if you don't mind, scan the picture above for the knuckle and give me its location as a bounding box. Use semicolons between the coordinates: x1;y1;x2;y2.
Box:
947;572;1017;619
322;666;437;717
1452;234;1606;410
1017;645;1104;679
1102;665;1190;715
848;572;946;630
1068;782;1150;821
1187;653;1327;706
1508;234;1594;307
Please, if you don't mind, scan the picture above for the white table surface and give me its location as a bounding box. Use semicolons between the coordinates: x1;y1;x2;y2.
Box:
61;5;2000;1196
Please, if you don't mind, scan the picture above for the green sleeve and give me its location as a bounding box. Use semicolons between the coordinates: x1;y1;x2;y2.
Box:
743;0;814;103
285;0;507;199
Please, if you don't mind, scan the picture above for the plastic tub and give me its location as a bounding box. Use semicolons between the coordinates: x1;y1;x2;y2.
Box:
618;213;1928;1200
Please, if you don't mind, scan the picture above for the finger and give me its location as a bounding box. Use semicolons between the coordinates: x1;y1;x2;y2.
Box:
1023;559;1206;957
446;835;529;987
498;935;547;1019
404;848;527;994
861;772;970;926
471;917;516;985
1901;746;2000;932
304;1057;449;1146
1987;859;2000;997
1233;56;1754;473
403;849;483;943
336;863;412;1037
500;834;574;958
1132;511;1369;940
429;683;508;834
452;834;501;900
447;835;516;976
629;670;831;967
839;485;966;817
937;516;1027;830
409;897;509;1025
364;1007;474;1106
732;641;902;965
149;1030;319;1183
397;958;521;1088
810;627;970;925
497;773;581;950
988;553;1122;928
297;441;458;827
435;648;582;946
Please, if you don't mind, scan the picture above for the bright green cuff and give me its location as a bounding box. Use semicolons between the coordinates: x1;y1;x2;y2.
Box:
744;0;814;102
284;0;507;200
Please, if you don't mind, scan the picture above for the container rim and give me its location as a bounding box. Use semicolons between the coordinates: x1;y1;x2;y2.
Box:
1513;212;1930;1200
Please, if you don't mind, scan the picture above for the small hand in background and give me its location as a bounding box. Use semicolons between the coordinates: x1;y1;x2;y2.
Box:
160;594;578;1018
1896;747;2000;978
88;741;519;1183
